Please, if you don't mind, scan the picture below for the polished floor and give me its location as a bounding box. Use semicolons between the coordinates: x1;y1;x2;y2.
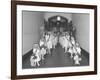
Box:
22;44;89;69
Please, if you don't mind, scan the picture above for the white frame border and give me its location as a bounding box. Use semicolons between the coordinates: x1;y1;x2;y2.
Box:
17;5;94;75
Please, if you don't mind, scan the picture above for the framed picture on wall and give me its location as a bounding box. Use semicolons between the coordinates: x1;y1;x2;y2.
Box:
11;0;97;79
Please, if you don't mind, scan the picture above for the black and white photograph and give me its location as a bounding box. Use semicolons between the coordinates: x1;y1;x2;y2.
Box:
11;1;97;79
22;11;90;69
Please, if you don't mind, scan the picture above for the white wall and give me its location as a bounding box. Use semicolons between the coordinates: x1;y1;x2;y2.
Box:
72;14;90;52
44;12;72;22
22;11;44;55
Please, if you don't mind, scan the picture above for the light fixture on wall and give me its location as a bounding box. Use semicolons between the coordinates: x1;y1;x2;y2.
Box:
57;16;61;21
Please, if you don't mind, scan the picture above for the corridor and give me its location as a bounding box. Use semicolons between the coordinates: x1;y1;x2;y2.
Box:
22;43;89;69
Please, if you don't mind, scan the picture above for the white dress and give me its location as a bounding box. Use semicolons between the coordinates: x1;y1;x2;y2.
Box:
40;47;46;60
30;48;41;66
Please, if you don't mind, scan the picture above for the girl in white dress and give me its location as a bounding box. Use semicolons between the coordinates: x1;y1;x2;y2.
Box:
45;33;53;54
30;44;41;66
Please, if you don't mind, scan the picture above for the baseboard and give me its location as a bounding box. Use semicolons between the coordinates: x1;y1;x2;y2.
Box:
22;49;33;63
81;48;89;59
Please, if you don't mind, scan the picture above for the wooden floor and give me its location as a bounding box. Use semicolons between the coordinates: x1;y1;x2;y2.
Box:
22;44;89;69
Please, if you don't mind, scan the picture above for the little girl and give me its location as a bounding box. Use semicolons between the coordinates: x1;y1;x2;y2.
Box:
30;44;41;67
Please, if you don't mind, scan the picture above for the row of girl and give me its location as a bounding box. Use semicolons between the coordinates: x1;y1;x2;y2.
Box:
30;31;82;67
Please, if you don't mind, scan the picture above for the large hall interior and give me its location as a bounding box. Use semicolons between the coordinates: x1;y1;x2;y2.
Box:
22;11;89;69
